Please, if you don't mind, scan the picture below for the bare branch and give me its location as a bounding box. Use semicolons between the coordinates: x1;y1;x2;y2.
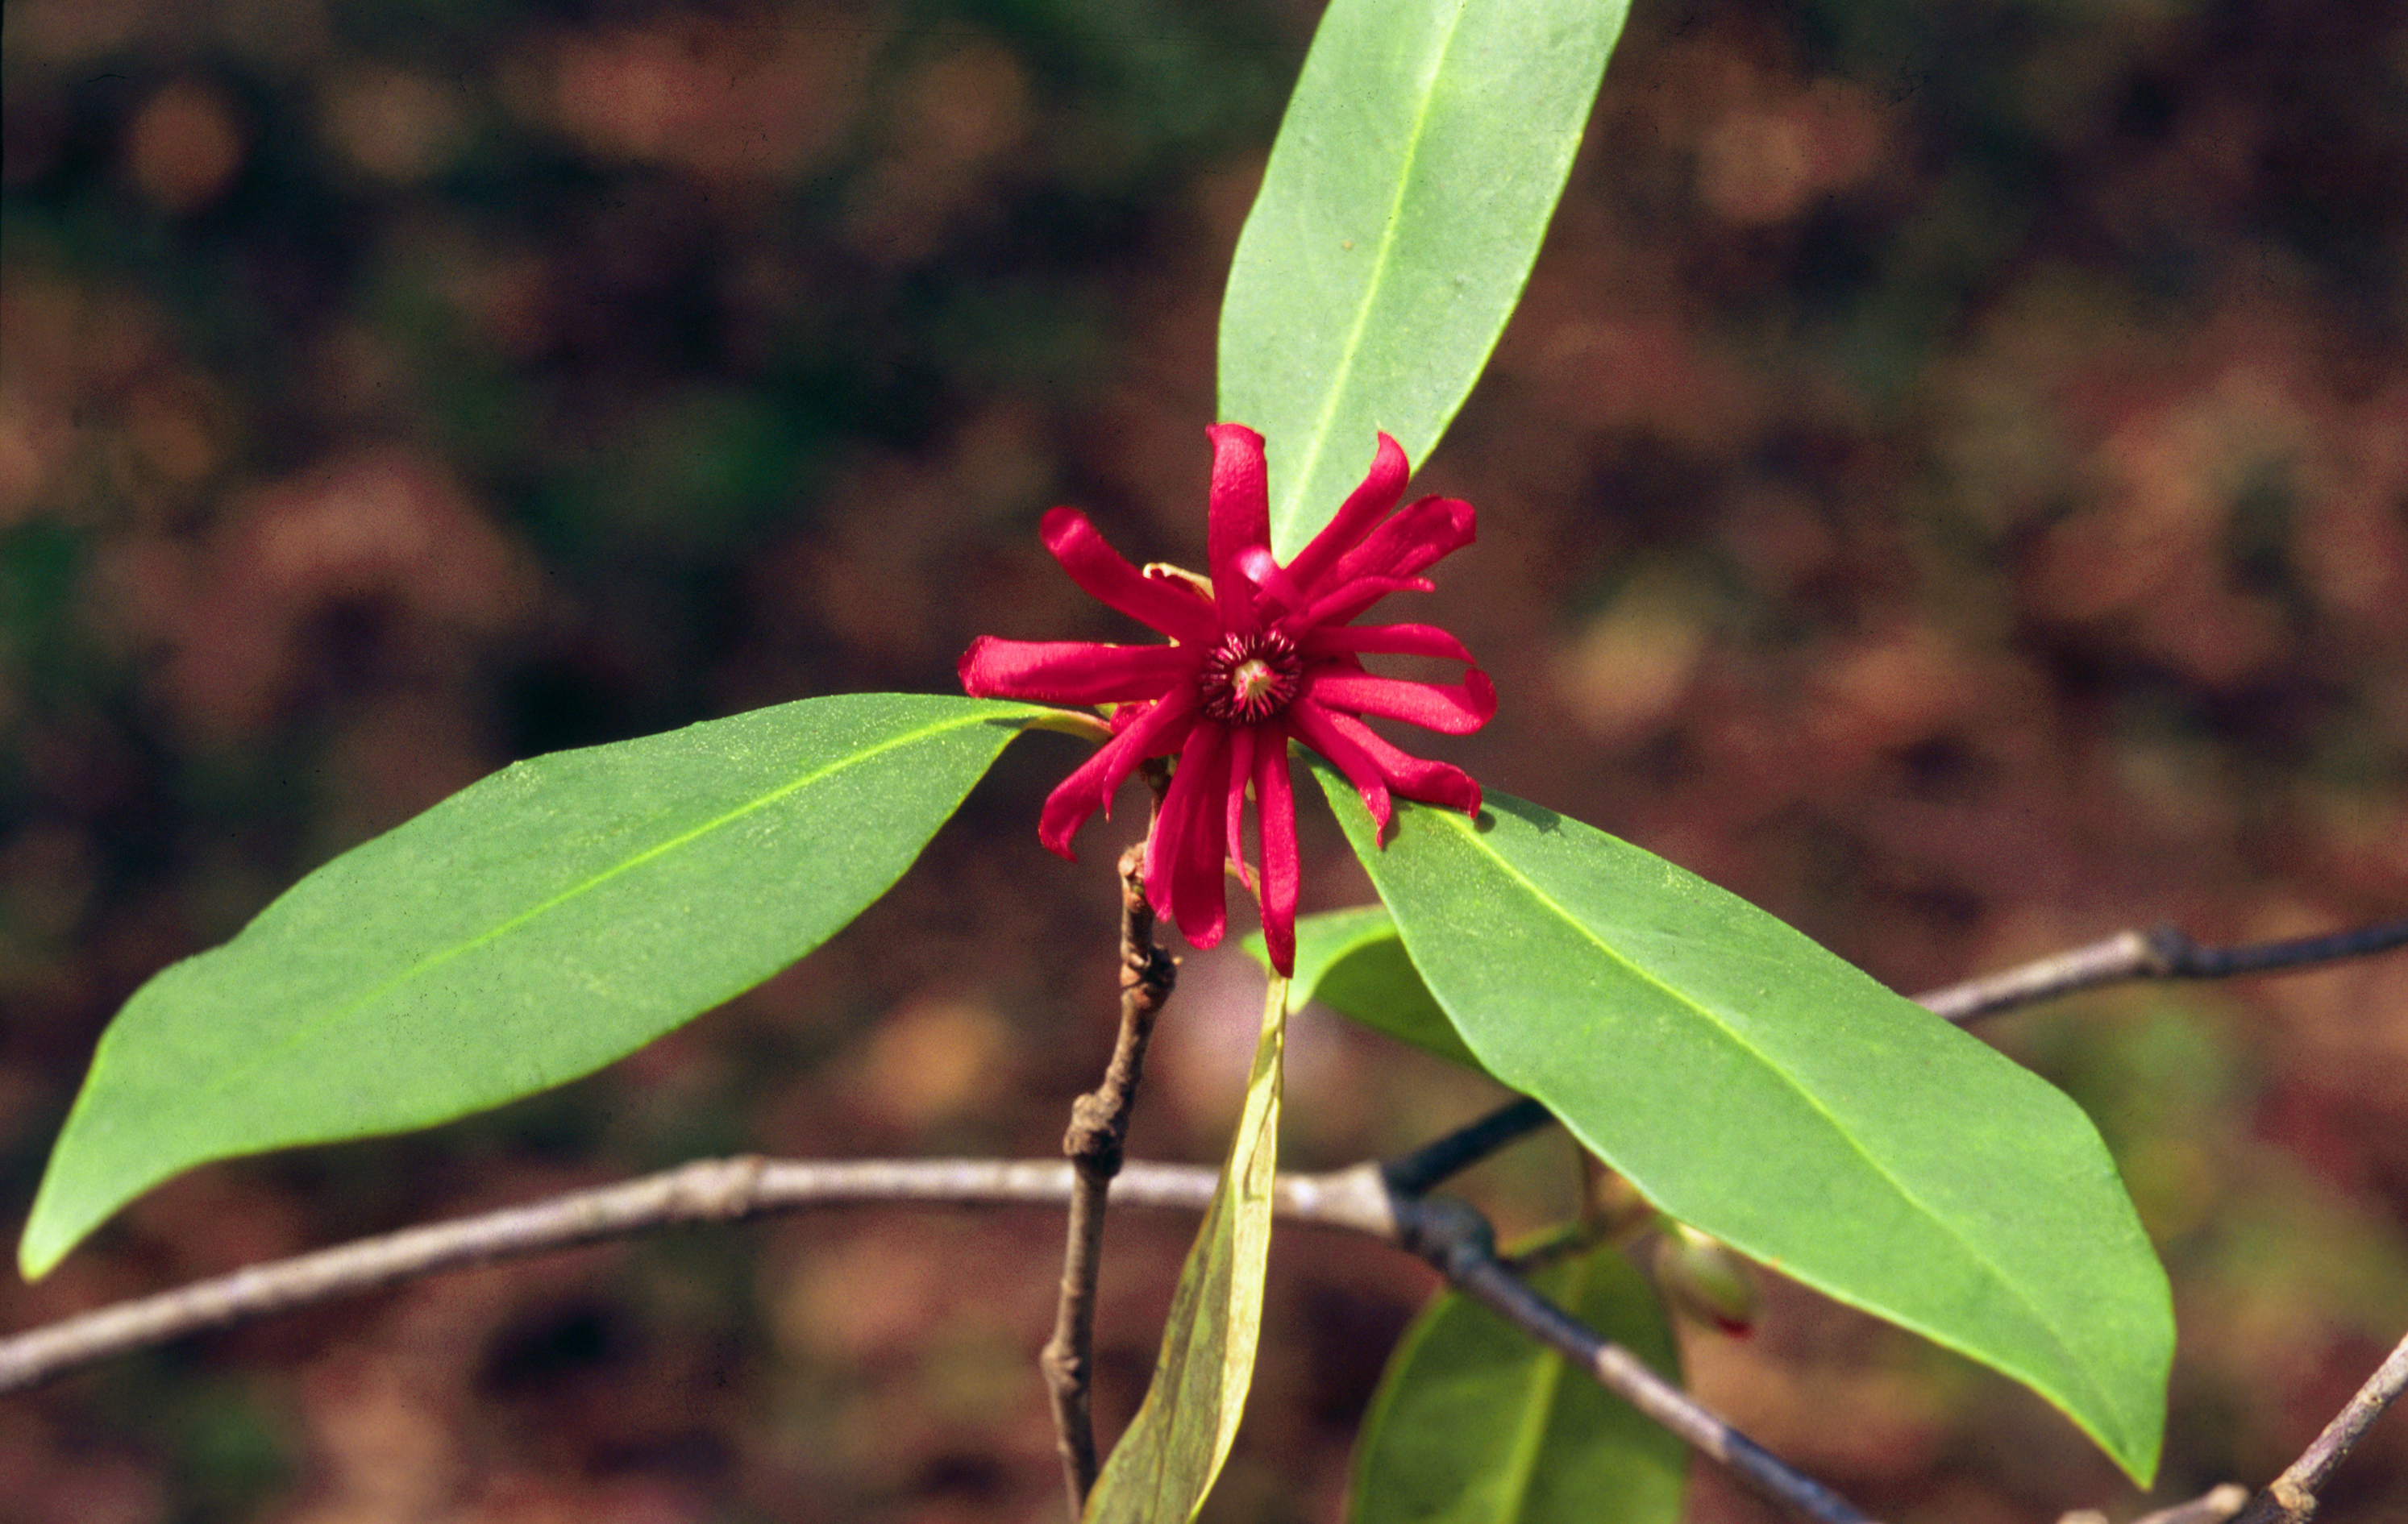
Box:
1040;840;1177;1517
1380;1094;1553;1197
23;917;2401;1509
0;1155;1401;1393
1391;1194;1882;1524
0;1118;1869;1524
2231;1329;2408;1524
2061;1484;2250;1524
1917;920;2408;1024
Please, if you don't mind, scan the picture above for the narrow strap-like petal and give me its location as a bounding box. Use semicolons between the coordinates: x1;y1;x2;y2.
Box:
1204;424;1270;629
1286;700;1392;838
1284;431;1410;596
1223;722;1257;873
1147;721;1232;950
959;637;1195;705
1035;731;1139;861
1041;507;1217;644
1231;545;1308;617
1094;687;1200;801
1301;668;1497;735
1036;691;1199;858
1319;708;1483;816
1296;622;1475;663
1297;574;1435;629
1251;732;1300;977
1321;495;1474;591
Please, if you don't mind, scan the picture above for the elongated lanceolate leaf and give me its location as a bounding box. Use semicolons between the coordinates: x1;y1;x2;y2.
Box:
1221;0;1631;557
1312;769;2173;1484
1271;904;1482;1070
1087;980;1287;1524
20;694;1046;1278
1351;1235;1684;1524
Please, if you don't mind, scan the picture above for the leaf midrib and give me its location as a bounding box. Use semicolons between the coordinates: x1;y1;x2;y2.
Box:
1271;5;1473;550
1498;1265;1571;1515
164;704;1026;1116
1405;802;2120;1430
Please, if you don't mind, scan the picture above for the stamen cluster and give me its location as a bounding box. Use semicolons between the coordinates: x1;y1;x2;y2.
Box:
1198;630;1302;723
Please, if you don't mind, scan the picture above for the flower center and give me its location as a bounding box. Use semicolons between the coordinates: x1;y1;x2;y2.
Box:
1197;629;1302;724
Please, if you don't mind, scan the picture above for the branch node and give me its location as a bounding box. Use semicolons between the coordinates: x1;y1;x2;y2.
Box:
1042;835;1179;1518
672;1154;767;1222
1396;1195;1495;1281
2144;923;2199;977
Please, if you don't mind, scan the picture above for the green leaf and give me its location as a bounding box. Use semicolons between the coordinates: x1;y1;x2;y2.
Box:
1314;770;2174;1485
20;694;1046;1278
1087;978;1288;1523
1266;905;1483;1071
1220;0;1632;557
1350;1233;1685;1524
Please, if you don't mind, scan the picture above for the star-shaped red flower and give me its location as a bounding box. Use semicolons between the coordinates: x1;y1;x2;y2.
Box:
960;424;1493;975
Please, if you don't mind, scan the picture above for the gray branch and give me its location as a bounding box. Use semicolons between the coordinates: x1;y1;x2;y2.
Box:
0;1156;1387;1393
2061;1483;2250;1524
1917;920;2408;1024
8;916;2405;1515
2231;1329;2408;1524
1391;1193;1882;1524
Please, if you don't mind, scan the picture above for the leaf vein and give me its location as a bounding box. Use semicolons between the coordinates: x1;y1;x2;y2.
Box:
1415;804;2115;1417
181;705;1017;1107
1277;6;1473;542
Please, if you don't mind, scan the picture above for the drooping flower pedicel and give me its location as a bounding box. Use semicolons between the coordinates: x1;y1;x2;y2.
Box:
959;424;1494;976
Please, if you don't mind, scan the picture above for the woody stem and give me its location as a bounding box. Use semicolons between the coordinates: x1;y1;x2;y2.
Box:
1040;813;1176;1518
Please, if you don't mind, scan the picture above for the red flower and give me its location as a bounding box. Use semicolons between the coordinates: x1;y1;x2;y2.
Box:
960;424;1493;975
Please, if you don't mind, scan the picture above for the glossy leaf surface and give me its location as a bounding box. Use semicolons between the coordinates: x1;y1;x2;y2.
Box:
1220;0;1631;556
1314;769;2173;1484
1350;1235;1685;1524
22;694;1044;1277
1088;982;1288;1522
1278;903;1481;1069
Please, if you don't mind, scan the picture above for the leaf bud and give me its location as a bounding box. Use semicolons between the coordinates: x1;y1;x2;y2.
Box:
1653;1223;1758;1339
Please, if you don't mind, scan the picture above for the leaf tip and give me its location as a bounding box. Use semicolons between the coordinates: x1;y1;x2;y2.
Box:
16;1191;82;1283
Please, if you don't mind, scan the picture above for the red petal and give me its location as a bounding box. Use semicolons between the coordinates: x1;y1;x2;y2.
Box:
1035;734;1133;861
1036;694;1200;857
1146;721;1232;949
1297;574;1435;629
1302;668;1497;735
1319;708;1483;816
1251;730;1300;977
1320;494;1474;593
1233;545;1308;617
1096;687;1201;795
1297;622;1475;663
1041;508;1217;645
1285;432;1410;595
1205;424;1269;628
1286;701;1392;837
959;637;1194;704
1223;723;1256;869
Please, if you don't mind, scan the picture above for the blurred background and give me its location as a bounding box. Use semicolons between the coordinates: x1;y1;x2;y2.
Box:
5;0;2406;1520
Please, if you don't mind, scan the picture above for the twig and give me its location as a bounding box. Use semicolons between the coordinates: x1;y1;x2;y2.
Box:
2139;1490;2252;1524
0;1156;1398;1393
0;1132;1868;1523
1381;1094;1553;1197
17;917;2403;1505
1391;1193;1883;1524
1916;920;2408;1024
2231;1328;2408;1524
2061;1483;2250;1524
1040;840;1177;1518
